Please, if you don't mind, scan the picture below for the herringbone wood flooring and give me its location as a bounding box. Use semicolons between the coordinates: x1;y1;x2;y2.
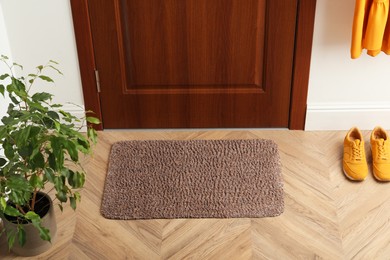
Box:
1;130;390;259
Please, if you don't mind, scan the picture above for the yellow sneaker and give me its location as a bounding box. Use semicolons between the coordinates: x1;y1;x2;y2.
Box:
343;127;368;181
370;126;390;181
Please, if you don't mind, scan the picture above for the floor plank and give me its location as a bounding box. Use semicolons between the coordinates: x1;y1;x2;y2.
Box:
1;129;390;259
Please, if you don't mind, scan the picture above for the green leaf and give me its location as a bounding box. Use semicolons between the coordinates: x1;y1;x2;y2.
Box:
68;171;85;189
86;117;100;124
77;172;86;188
32;92;53;102
29;174;44;189
74;191;81;202
30;125;42;137
54;175;65;192
0;157;7;167
11;78;26;94
58;204;63;212
4;140;15;160
31;152;45;169
30;144;43;161
59;110;71;117
9;94;20;105
43;117;54;128
65;141;78;162
18;145;32;159
4;205;22;217
68;170;75;187
0;197;7;210
51;137;65;166
38;227;51;242
25;211;39;221
70;171;85;189
48;65;63;75
6;176;33;206
0;84;4;96
56;191;67;203
44;168;55;183
0;125;6;139
38;75;53;83
29;101;46;112
37;65;43;72
47;110;59;120
6;102;15;113
12;62;23;70
69;197;76;210
16;125;31;146
87;128;98;144
76;138;90;154
48;153;57;170
60;168;70;178
25;211;51;242
17;225;26;247
6;230;16;249
54;121;61;131
0;74;9;80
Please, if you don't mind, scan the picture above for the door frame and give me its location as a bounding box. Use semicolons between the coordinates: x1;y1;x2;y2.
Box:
70;0;316;130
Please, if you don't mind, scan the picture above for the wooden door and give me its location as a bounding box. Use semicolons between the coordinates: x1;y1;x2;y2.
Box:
78;0;303;128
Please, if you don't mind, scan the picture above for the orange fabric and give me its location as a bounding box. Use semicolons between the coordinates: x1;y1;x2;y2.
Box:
351;0;390;58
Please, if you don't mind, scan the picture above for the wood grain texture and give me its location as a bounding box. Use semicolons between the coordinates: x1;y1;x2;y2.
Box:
70;0;103;130
71;0;316;130
289;0;317;130
86;0;297;128
2;129;390;259
119;0;265;89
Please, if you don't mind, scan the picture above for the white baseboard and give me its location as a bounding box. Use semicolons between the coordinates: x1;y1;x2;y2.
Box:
305;103;390;131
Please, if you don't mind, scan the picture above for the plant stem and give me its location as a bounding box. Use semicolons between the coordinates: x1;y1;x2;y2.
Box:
31;189;38;212
16;205;26;215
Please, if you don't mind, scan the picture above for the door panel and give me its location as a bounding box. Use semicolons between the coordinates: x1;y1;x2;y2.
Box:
87;0;298;128
119;0;265;91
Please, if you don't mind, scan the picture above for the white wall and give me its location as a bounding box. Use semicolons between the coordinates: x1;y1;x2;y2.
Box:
0;2;11;119
305;0;390;130
0;0;84;119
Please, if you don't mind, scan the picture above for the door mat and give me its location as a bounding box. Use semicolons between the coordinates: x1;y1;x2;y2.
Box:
101;139;284;219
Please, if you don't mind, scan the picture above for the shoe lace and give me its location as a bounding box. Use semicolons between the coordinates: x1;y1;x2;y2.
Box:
377;139;388;160
352;141;362;161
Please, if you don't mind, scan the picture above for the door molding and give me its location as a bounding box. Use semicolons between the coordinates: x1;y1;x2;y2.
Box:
289;0;317;130
70;0;103;129
70;0;316;130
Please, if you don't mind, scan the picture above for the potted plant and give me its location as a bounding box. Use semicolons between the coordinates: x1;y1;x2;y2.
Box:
0;55;99;256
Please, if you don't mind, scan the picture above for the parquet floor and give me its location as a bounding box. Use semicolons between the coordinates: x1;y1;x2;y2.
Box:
1;129;390;259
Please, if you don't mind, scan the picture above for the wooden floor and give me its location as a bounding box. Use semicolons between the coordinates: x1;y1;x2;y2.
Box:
1;129;390;259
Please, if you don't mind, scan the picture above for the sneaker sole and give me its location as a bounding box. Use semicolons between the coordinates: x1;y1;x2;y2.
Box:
371;147;390;182
372;170;390;182
342;167;366;181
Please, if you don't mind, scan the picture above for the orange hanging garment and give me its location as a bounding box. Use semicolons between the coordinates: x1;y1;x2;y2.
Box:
351;0;390;58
